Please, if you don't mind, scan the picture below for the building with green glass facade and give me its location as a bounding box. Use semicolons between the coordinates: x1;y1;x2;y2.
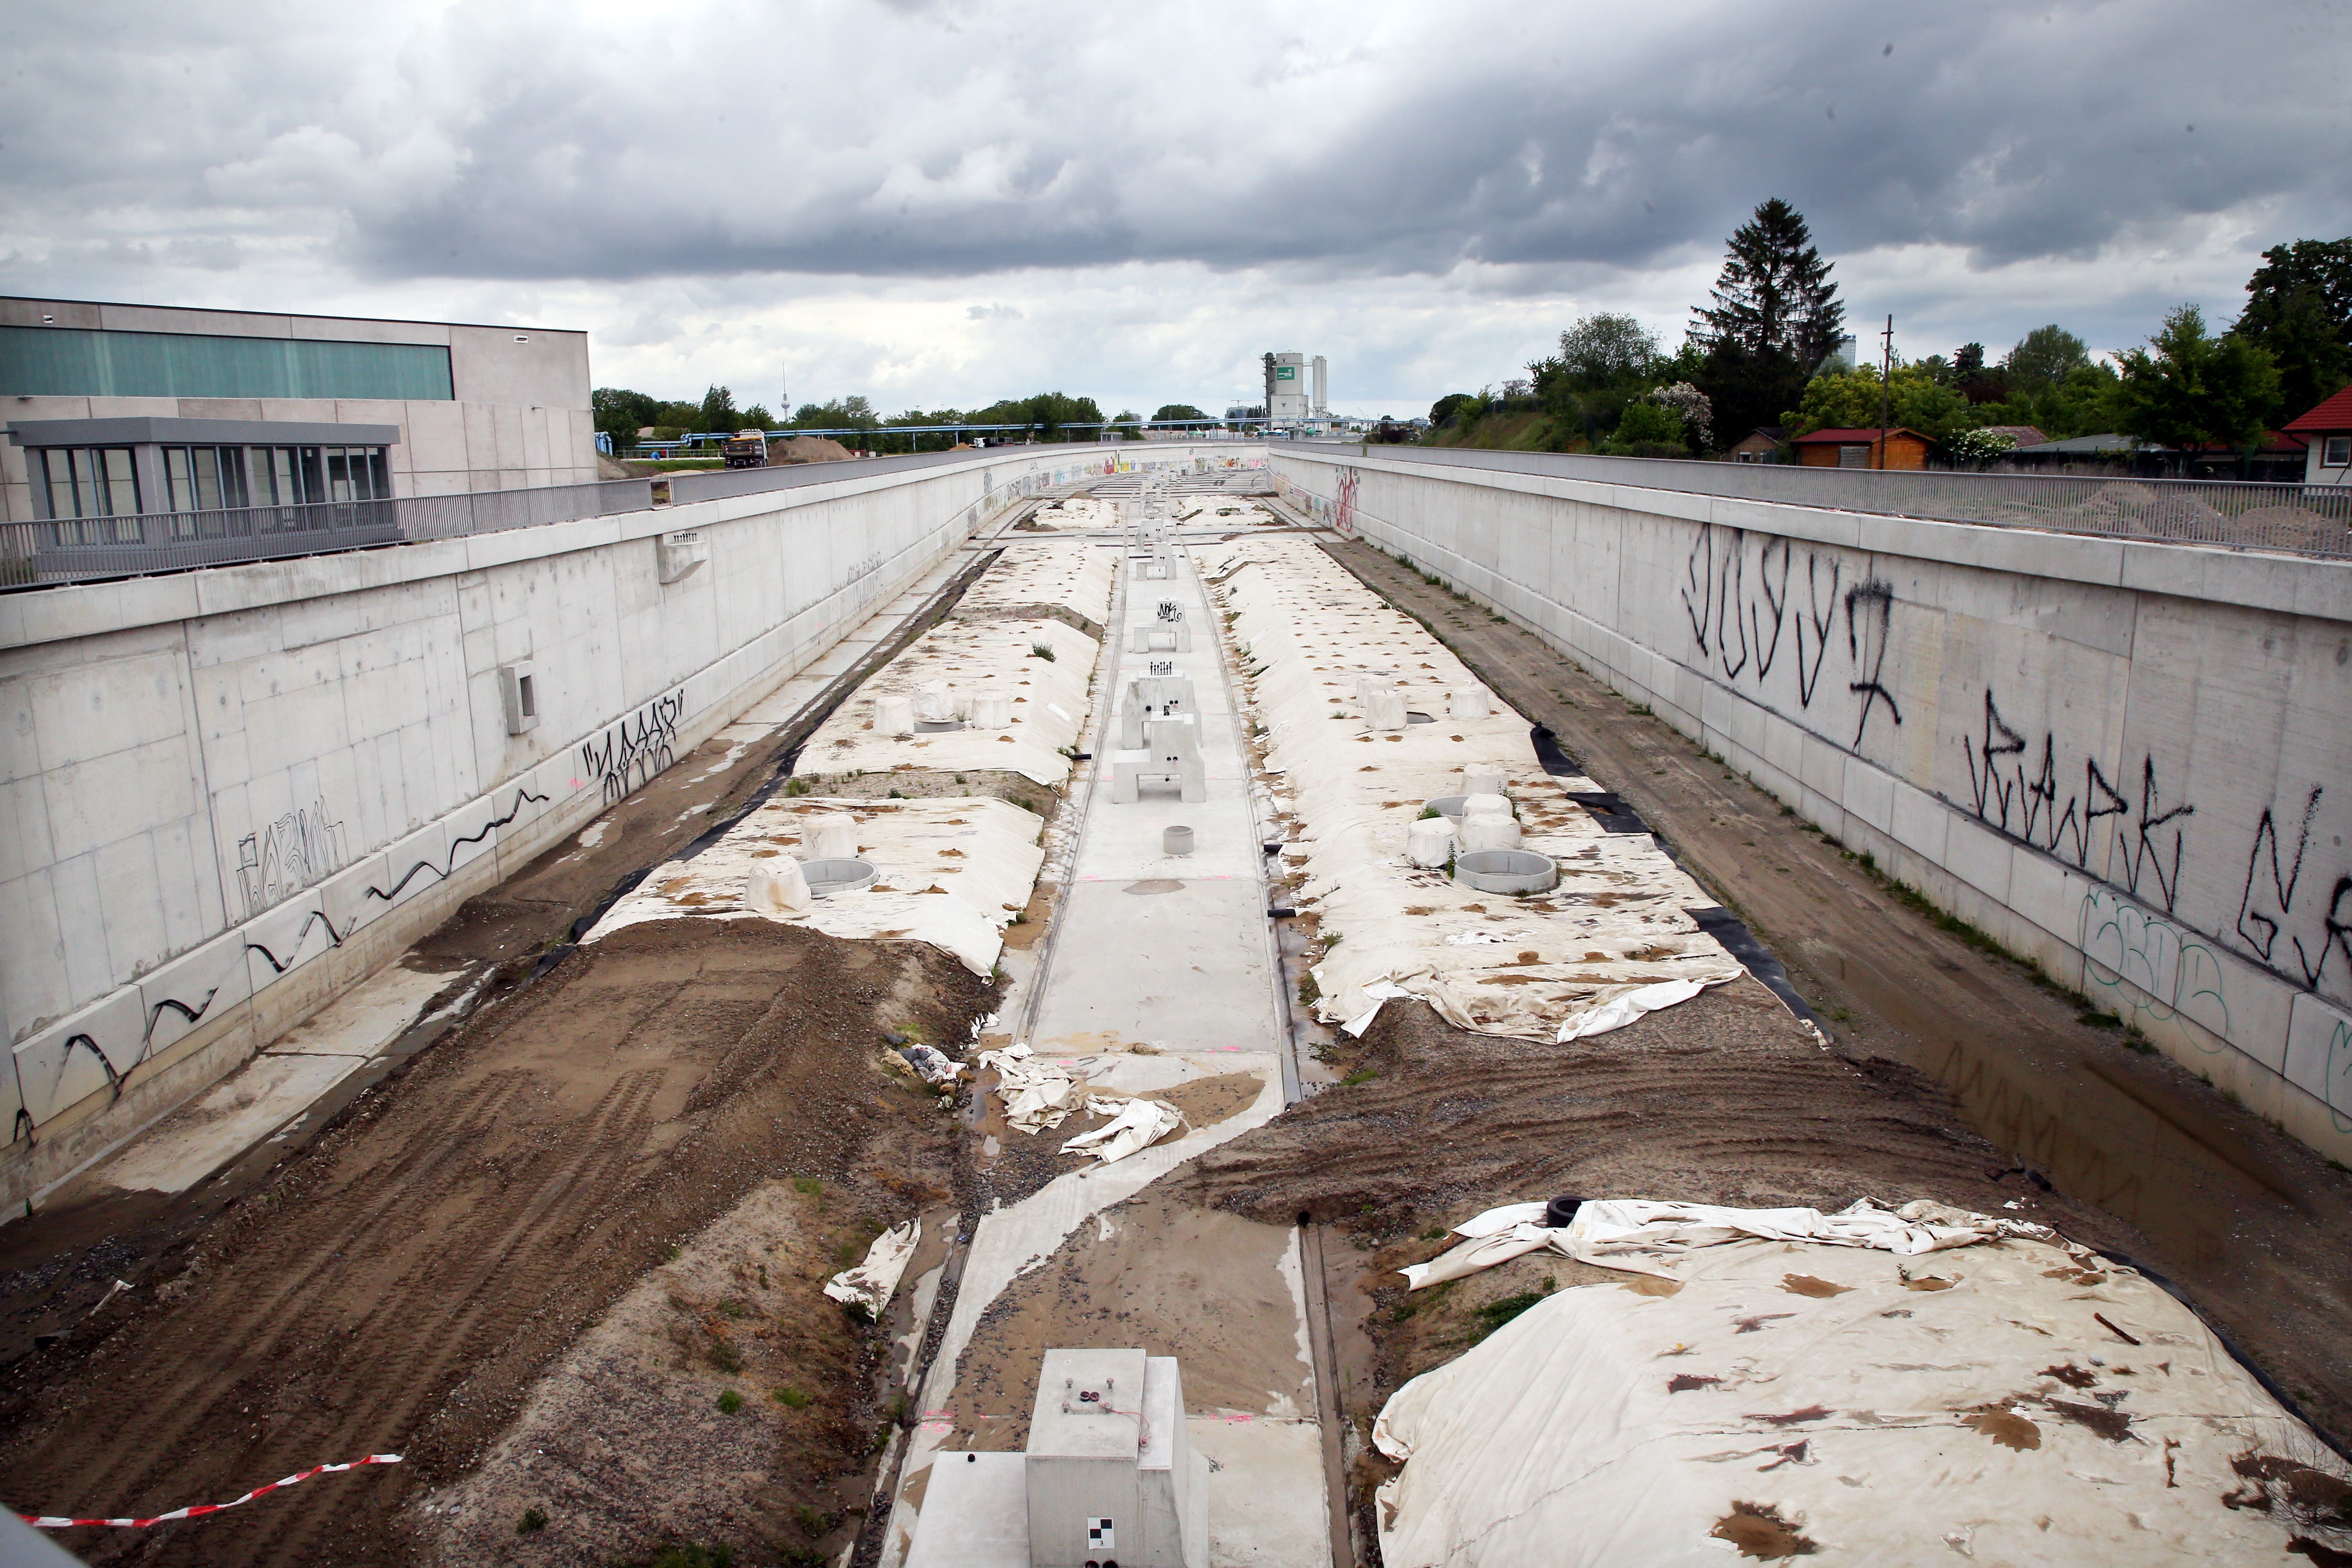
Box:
1;297;595;525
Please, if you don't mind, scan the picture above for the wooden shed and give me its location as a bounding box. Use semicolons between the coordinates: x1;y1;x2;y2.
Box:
1793;426;1932;470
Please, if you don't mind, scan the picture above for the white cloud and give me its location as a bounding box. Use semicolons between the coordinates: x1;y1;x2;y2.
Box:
0;0;2345;415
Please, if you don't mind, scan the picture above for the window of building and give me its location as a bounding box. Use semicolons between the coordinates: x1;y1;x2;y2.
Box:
2326;435;2351;468
35;446;139;519
1838;444;1870;467
161;446;250;512
0;325;454;401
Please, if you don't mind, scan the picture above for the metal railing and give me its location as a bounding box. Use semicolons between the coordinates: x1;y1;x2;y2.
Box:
0;440;1251;589
1294;443;2352;561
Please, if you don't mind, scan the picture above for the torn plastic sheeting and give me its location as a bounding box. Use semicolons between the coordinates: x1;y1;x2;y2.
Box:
900;1044;966;1086
802;613;1098;787
977;1047;1094;1132
956;537;1115;622
1210;535;1742;1042
823;1220;920;1314
1060;1097;1185;1166
1554;976;1725;1041
583;796;1044;976
1401;1197;2059;1289
1371;1232;2350;1566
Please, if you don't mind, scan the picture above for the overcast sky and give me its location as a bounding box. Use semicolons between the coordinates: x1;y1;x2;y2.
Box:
4;0;2348;418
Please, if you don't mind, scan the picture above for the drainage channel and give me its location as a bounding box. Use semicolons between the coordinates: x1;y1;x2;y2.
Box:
868;515;1340;1568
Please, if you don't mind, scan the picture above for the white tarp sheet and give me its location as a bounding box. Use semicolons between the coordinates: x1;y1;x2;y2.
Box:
801;614;1098;787
956;537;1115;623
584;796;1045;975
1060;1097;1185;1165
1207;536;1742;1042
976;1045;1094;1132
1402;1196;2058;1289
1372;1229;2352;1565
824;1220;920;1314
1025;496;1120;530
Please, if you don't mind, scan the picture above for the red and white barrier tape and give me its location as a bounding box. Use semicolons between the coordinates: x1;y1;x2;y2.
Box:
18;1453;401;1529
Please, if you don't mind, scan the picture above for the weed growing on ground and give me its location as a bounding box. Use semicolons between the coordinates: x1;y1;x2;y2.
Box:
1340;1068;1380;1087
642;1546;735;1568
774;1386;813;1409
1472;1281;1557;1343
517;1507;548;1535
1298;973;1321;1007
707;1339;744;1375
1391;1279;1456;1323
1029;642;1056;661
2078;1008;2124;1029
791;1176;823;1201
795;1504;831;1538
782;777;810;797
716;1389;744;1415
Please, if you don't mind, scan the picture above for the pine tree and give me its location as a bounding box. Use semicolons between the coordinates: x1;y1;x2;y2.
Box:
2234;236;2352;419
1690;199;1845;442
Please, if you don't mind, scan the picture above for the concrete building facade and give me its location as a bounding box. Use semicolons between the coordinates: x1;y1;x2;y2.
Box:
0;296;598;525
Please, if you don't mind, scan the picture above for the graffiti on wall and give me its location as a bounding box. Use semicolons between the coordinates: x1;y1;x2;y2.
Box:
2236;786;2352;995
10;782;553;1146
580;689;684;805
2078;888;2233;1042
235;798;351;920
1681;522;1902;746
1960;691;2200;907
1335;468;1360;538
1669;518;2352;1046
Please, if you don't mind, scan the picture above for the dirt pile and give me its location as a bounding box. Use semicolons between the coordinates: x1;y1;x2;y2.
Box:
0;920;990;1568
769;435;853;464
1180;984;2094;1414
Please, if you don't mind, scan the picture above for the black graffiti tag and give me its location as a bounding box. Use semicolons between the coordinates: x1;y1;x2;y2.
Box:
581;689;685;805
1843;577;1902;746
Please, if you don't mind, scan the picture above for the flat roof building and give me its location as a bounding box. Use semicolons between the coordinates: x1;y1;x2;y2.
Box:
0;296;596;527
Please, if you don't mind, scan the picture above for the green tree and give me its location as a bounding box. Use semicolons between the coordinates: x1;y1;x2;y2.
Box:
791;395;879;431
1151;404;1208;425
1783;364;1972;443
740;404;772;429
1112;409;1142;440
2001;325;2092;396
1429;392;1479;428
591;387;662;440
1605;398;1685;454
699;385;741;432
1535;314;1661;392
2234;236;2352;418
2116;305;2282;459
1690;198;1847;442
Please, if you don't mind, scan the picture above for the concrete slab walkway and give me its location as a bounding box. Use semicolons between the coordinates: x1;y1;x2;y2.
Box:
883;536;1330;1568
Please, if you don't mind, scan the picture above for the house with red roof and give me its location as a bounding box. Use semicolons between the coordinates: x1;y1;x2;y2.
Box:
2285;386;2352;486
1791;426;1932;470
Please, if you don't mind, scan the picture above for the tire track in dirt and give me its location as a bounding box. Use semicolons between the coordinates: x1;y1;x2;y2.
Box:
0;921;990;1568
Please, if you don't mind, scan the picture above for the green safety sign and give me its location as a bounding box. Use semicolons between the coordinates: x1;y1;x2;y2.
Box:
1275;365;1298;379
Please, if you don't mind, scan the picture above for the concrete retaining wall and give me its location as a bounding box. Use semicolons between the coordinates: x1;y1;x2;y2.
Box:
0;441;1259;1206
1275;449;2352;1161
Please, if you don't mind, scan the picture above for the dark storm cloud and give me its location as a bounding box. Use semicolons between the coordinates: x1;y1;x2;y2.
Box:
2;0;2346;293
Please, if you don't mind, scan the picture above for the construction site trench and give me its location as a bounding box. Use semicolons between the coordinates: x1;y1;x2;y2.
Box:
1;471;2349;1568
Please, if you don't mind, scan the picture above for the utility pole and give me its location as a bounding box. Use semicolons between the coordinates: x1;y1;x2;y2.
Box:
1877;314;1894;470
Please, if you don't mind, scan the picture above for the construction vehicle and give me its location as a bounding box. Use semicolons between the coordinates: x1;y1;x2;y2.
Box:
720;429;769;469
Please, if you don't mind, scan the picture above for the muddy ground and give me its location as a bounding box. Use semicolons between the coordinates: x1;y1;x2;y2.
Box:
0;920;990;1568
1324;535;2352;1449
1181;982;2106;1533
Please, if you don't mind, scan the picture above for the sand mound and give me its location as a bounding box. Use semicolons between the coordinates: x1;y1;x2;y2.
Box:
770;434;854;463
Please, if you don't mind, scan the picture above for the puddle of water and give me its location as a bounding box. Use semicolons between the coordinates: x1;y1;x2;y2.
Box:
1124;878;1186;895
